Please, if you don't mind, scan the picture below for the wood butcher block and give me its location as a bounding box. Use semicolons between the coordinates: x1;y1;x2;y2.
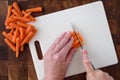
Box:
29;1;118;80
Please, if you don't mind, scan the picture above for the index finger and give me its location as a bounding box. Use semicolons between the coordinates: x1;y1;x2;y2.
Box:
82;49;94;73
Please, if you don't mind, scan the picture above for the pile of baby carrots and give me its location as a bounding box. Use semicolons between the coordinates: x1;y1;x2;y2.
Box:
2;2;42;58
71;31;84;48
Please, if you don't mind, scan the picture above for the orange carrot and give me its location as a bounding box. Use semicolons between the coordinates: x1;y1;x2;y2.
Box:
16;37;20;58
10;23;22;29
77;33;84;42
20;27;24;42
12;9;21;16
2;31;14;43
24;12;31;18
26;7;42;12
5;17;16;25
72;40;79;48
12;29;19;43
13;16;31;22
4;38;16;52
20;46;24;51
6;5;12;19
21;31;35;46
25;25;34;35
17;21;29;28
12;2;22;16
22;10;35;21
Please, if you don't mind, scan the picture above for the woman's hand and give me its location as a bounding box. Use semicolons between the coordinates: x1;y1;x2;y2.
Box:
82;49;114;80
43;31;77;80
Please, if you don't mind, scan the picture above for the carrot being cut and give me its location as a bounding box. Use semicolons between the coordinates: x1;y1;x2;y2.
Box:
6;5;12;19
4;38;16;52
12;2;22;16
12;9;21;16
77;33;84;42
26;7;42;12
16;37;20;58
13;16;31;22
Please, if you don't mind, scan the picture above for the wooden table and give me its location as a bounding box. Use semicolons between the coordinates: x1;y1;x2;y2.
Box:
0;0;120;80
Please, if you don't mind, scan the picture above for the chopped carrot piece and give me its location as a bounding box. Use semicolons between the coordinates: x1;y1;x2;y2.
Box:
77;33;84;42
12;2;22;16
26;7;42;12
16;37;20;58
4;38;16;52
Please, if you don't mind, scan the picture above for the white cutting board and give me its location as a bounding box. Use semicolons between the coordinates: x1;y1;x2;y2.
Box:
29;1;118;80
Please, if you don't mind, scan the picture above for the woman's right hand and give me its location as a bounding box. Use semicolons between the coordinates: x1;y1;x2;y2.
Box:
82;49;114;80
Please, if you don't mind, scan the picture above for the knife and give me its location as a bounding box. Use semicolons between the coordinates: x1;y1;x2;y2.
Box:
71;24;95;69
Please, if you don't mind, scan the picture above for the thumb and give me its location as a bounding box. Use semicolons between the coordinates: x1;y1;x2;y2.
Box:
82;49;94;73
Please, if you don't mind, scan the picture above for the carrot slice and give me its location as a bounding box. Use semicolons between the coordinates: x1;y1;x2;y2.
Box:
13;16;31;22
26;7;42;12
16;37;20;58
12;2;22;16
6;5;12;19
12;9;21;16
4;38;16;52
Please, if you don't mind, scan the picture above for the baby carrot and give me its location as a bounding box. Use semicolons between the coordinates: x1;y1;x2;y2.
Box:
25;25;34;35
12;29;19;43
12;9;21;16
2;31;14;43
4;38;16;52
16;37;20;58
13;16;31;22
20;27;24;42
77;33;84;42
17;21;29;28
22;10;35;21
26;7;42;12
12;2;22;16
24;12;31;18
20;46;24;51
6;5;12;19
21;31;35;46
5;17;16;25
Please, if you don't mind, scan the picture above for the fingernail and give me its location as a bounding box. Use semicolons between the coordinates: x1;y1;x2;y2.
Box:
82;49;88;54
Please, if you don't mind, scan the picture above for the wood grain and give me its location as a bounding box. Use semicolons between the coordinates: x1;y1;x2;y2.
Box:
0;0;120;80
